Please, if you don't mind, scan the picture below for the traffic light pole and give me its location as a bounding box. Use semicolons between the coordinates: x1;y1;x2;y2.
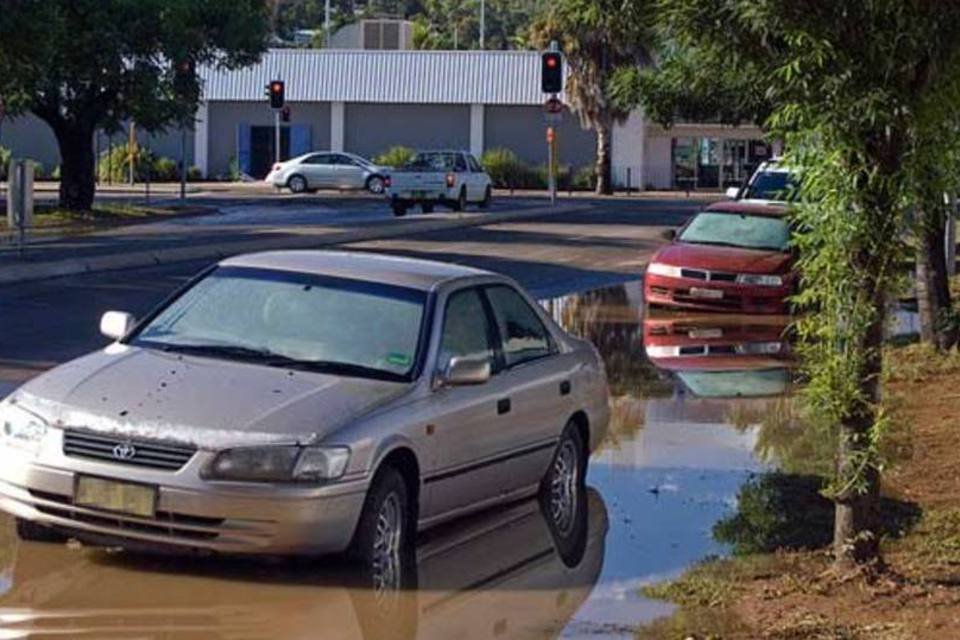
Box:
274;110;281;166
547;123;556;206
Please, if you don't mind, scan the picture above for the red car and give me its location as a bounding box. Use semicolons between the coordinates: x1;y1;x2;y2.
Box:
644;202;794;314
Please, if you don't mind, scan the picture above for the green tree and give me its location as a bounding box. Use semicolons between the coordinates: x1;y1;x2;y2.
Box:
625;0;960;569
529;0;654;194
0;0;269;211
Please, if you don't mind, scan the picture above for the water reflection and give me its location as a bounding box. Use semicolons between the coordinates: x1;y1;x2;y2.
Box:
0;281;808;639
0;490;604;639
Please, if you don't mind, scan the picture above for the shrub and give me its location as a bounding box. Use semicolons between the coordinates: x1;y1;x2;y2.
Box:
374;146;416;168
51;165;61;180
98;144;154;183
572;166;596;191
32;163;46;180
480;148;525;188
226;155;242;182
152;156;178;182
0;147;10;181
187;166;203;182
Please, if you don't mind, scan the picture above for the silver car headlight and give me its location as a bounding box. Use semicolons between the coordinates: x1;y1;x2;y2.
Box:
736;273;784;286
0;401;48;451
202;446;350;483
646;262;683;278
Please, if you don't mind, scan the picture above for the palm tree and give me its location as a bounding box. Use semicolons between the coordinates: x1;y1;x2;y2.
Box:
529;0;653;194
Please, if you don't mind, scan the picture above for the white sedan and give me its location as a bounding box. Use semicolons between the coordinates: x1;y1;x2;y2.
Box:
265;152;390;194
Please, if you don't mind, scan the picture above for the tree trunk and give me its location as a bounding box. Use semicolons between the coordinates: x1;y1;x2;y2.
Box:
53;122;96;211
833;293;885;569
916;202;958;350
595;117;613;195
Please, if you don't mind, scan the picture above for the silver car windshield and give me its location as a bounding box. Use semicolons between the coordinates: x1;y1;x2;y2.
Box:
678;212;790;252
132;267;426;381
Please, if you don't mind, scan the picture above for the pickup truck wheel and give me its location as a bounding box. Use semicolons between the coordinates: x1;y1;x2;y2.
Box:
287;175;308;194
539;422;586;559
451;188;467;212
350;467;411;578
392;203;408;217
479;186;492;209
366;175;386;194
16;518;68;543
421;202;434;214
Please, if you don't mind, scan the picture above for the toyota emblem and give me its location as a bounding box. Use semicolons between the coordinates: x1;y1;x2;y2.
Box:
112;442;137;460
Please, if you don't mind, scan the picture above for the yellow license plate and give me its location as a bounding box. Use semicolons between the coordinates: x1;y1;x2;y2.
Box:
75;476;157;518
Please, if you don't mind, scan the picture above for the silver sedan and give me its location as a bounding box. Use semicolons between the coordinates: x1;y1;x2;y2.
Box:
265;152;390;194
0;251;610;567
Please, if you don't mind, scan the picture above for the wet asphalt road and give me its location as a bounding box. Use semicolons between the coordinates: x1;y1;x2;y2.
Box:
0;197;702;394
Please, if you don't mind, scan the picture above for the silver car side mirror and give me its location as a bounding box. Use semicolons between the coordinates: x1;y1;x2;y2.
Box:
440;356;492;387
100;311;136;341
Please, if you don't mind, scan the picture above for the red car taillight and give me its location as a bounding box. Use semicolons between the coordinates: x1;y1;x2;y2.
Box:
446;173;455;188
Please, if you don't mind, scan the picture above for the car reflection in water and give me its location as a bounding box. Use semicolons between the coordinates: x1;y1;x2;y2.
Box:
0;489;606;640
643;312;793;399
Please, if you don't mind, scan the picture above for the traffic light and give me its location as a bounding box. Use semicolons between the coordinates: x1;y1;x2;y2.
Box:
541;52;562;94
267;80;285;109
281;105;291;122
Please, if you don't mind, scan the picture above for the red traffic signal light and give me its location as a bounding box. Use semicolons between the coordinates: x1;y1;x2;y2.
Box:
541;52;563;94
267;80;285;109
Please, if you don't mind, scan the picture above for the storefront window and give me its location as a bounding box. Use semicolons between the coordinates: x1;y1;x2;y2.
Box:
671;137;773;191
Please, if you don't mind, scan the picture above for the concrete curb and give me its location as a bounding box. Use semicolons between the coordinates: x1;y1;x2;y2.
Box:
0;203;588;285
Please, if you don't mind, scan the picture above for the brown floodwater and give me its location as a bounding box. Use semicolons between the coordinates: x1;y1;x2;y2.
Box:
0;281;794;639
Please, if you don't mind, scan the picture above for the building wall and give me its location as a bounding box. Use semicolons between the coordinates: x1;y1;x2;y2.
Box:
344;103;470;160
644;135;674;190
484;106;595;168
0;112;193;176
206;101;331;178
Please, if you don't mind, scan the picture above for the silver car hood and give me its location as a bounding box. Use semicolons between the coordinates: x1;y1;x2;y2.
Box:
12;345;410;449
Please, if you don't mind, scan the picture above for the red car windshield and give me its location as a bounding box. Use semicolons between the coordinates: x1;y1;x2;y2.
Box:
678;212;790;252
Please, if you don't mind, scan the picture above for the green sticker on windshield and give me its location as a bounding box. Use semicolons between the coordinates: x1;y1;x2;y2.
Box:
387;353;412;367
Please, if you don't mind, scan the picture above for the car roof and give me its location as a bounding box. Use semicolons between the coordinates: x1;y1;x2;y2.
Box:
703;201;789;217
220;250;494;291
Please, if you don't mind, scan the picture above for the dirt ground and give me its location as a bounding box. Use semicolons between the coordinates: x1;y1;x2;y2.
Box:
638;345;960;639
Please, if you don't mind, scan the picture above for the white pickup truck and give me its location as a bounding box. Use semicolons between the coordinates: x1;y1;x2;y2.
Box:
385;150;493;217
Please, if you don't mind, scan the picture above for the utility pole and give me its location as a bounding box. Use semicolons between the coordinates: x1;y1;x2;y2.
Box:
324;0;331;47
179;124;187;203
479;0;485;49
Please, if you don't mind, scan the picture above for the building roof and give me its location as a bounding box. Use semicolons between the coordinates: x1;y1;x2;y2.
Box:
199;49;561;106
221;250;493;290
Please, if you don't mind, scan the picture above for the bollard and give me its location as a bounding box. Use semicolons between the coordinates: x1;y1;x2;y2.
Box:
7;159;35;252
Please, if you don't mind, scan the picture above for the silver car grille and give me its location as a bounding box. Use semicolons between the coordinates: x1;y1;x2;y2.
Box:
63;430;196;471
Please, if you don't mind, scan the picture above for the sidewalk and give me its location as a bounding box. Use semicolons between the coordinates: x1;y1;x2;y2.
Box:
0;202;589;285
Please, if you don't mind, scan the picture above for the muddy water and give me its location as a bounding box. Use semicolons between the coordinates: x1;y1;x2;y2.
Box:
0;281;790;639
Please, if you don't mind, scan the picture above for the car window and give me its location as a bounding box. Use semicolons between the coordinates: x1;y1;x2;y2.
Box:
678;211;790;252
304;154;334;165
335;155;359;166
743;170;798;201
454;155;467;172
484;285;553;368
407;152;457;171
438;288;495;371
467;156;482;173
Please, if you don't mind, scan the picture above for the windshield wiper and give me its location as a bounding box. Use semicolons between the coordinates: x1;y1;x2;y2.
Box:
149;343;405;381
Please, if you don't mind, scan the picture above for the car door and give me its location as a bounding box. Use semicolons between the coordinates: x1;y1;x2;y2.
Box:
481;284;574;493
422;286;520;518
334;154;367;189
299;153;337;188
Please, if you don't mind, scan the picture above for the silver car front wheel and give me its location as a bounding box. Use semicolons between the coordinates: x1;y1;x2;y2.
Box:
352;466;411;574
287;175;308;193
